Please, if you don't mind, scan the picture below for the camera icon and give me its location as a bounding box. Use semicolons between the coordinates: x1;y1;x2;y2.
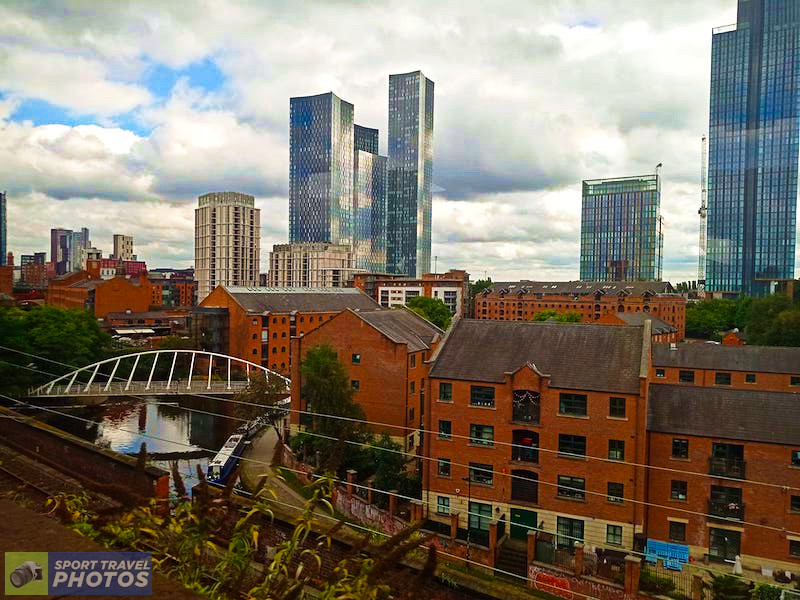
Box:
9;561;43;588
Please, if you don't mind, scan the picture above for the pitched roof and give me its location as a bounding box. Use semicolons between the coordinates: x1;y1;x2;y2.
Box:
652;342;800;374
222;286;379;313
648;384;800;445
428;319;645;393
615;312;676;334
354;308;442;352
485;280;677;297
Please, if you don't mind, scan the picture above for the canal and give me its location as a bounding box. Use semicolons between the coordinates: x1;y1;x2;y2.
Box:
31;395;242;494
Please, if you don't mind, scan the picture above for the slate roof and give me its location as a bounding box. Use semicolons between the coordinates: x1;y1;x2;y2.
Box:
428;319;645;394
355;308;443;352
223;286;379;313
485;280;676;297
648;384;800;445
652;342;800;374
615;313;676;334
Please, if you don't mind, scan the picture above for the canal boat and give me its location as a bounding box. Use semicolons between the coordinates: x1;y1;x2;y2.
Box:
207;433;245;483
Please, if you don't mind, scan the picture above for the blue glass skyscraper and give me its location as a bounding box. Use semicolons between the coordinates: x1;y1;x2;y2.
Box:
387;71;434;277
354;125;387;271
580;174;664;281
707;0;800;295
289;92;354;247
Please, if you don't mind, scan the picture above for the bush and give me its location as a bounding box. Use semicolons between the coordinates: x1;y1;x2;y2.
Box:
752;582;782;600
640;570;676;595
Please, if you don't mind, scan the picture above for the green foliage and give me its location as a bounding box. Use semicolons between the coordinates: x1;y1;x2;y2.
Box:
685;298;738;338
532;309;582;322
234;371;289;425
639;570;676;595
405;296;452;330
686;294;800;345
470;278;493;296
706;573;750;600
0;306;111;394
299;345;368;473
369;434;421;503
752;582;783;600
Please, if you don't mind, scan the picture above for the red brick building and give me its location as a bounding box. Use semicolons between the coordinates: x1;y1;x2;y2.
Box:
198;286;379;376
352;269;470;318
597;312;679;343
475;280;686;341
425;319;651;552
290;307;443;451
46;271;160;318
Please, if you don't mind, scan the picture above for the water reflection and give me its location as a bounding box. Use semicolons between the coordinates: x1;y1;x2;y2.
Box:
35;396;239;493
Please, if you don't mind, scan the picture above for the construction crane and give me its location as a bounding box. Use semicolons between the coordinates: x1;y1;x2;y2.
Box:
698;135;708;294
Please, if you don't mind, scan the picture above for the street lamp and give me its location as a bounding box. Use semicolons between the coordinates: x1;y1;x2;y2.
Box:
462;475;472;560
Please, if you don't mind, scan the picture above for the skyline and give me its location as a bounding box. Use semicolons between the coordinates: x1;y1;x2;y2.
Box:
3;0;784;284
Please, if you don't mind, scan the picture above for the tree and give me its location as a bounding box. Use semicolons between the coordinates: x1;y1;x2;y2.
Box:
405;296;451;330
470;277;493;296
369;434;421;503
532;309;582;322
685;298;737;339
234;371;290;431
299;345;368;472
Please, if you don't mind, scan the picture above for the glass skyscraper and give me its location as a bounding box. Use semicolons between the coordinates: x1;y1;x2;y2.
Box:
354;125;387;271
707;0;800;295
387;71;434;277
580;174;664;281
289;92;354;247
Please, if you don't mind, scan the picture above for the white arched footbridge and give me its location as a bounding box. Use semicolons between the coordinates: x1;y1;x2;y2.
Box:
28;350;291;398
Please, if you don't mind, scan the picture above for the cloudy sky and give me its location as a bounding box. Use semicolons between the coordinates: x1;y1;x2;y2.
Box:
1;0;739;282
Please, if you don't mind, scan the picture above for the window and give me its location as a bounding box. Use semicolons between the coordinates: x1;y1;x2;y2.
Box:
606;525;623;546
409;407;414;421
559;393;587;416
252;348;257;354
469;462;493;486
437;459;451;477
655;368;665;378
558;434;586;458
670;480;687;501
470;386;495;408
351;380;360;391
669;521;686;542
791;496;800;512
745;373;756;384
792;376;800;386
608;440;625;461
410;381;415;394
351;353;361;365
791;541;800;558
438;420;452;440
557;475;585;500
607;482;624;503
679;370;695;383
792;450;800;467
439;382;452;402
672;438;689;459
437;496;450;515
609;397;626;418
714;372;731;385
556;516;584;550
469;424;494;446
468;501;492;536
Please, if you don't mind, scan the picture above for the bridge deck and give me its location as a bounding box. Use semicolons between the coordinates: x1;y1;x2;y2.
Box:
29;380;251;398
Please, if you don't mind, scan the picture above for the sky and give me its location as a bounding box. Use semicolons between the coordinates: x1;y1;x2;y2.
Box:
0;0;742;283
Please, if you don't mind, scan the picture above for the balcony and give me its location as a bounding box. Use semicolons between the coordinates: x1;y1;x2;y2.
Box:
709;457;746;479
708;499;745;521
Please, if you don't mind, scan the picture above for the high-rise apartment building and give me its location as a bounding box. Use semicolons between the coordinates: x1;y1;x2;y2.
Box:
387;71;434;277
354;125;387;271
112;234;135;261
268;242;355;288
0;191;6;267
707;0;800;295
580;174;664;281
50;227;90;275
195;192;260;301
289;92;354;247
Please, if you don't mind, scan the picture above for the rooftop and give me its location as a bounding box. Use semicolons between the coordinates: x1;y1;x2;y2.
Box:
221;286;379;314
354;308;442;352
485;280;677;297
615;312;676;334
648;383;800;445
428;319;646;394
652;342;800;374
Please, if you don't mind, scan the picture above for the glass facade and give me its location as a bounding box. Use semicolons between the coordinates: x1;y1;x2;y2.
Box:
387;71;434;277
289;92;354;247
50;226;90;275
580;174;663;281
707;0;800;295
354;148;387;271
354;124;379;154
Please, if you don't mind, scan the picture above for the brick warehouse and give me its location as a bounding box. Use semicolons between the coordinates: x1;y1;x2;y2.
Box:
424;319;651;553
475;280;686;341
198;286;379;376
290;307;443;451
421;319;800;569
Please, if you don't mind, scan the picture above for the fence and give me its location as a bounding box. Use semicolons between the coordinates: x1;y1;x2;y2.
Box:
640;560;693;599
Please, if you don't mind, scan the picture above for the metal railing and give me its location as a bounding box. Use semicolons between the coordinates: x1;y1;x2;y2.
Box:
709;457;746;479
708;499;745;521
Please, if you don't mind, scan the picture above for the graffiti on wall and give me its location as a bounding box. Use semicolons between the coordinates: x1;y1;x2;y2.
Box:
528;566;632;600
